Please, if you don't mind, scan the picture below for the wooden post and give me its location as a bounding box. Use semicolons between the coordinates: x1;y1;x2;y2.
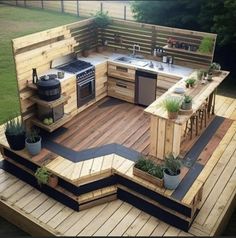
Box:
41;0;44;9
151;26;156;55
76;0;79;16
24;0;26;8
100;2;103;12
61;0;64;13
124;6;127;20
16;0;17;6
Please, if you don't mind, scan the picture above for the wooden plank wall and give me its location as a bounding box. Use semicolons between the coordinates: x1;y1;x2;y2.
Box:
12;18;95;121
12;17;216;121
102;19;217;68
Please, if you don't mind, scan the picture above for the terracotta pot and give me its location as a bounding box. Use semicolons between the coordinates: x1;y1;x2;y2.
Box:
168;111;178;119
48;175;58;188
185;83;190;88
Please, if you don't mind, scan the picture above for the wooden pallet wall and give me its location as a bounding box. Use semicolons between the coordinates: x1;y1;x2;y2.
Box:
12;18;94;121
102;19;216;68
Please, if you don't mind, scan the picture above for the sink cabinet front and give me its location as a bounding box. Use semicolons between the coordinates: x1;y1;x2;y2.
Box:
108;62;136;82
108;77;135;103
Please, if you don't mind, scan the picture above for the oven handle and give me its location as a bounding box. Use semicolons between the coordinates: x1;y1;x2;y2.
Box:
78;78;95;86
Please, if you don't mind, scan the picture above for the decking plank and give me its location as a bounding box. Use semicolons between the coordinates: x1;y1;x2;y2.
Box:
78;200;123;236
93;202;133;236
123;212;151;236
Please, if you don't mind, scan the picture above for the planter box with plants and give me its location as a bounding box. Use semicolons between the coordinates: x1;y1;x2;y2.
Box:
25;128;42;156
133;157;164;188
4;117;25;151
133;154;182;190
163;154;182;190
161;96;182;120
35;166;58;188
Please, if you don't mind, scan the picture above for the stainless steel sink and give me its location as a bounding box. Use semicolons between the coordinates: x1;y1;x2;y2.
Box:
115;56;148;67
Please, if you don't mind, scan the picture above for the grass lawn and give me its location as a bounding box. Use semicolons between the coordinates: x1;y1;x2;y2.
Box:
0;4;84;124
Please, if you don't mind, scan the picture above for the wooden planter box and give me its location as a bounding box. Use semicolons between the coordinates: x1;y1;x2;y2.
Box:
133;166;164;188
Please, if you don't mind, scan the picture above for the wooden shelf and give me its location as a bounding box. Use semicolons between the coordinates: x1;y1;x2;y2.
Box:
27;82;37;90
31;113;72;132
163;45;212;57
30;94;70;108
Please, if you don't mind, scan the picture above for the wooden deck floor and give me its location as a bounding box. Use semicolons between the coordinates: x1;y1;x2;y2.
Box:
0;93;236;236
55;98;150;154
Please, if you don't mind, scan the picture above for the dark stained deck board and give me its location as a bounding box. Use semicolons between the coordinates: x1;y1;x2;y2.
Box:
55;98;150;154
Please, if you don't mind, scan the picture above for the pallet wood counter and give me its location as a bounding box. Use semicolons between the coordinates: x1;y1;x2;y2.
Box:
145;70;230;159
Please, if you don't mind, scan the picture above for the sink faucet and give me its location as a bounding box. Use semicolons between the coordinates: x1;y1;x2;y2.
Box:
132;44;140;57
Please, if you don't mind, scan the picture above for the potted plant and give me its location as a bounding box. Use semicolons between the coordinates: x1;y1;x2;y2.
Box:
163;154;182;190
181;95;192;110
133;157;164;187
209;62;221;75
162;97;181;119
94;11;111;52
81;44;90;57
4;117;25;150
25;128;41;156
167;37;174;48
185;78;196;88
35;166;58;188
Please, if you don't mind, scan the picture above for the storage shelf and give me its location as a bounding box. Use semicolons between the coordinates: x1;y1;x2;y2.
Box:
30;94;70;108
31;113;72;132
163;45;212;57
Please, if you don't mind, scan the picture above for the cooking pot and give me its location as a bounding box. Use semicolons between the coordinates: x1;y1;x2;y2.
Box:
36;76;61;101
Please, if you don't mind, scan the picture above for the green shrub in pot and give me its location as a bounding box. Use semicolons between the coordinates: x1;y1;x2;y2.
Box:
25;128;41;156
181;95;192;110
94;11;111;52
163;154;182;190
4;116;25;150
161;97;182;119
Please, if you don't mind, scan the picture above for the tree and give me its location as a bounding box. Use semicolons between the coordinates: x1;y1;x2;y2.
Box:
131;0;236;47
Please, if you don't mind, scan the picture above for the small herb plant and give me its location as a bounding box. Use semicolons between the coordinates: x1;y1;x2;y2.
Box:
185;78;196;87
209;62;221;72
35;167;50;186
5;117;25;135
183;95;192;103
162;97;181;113
26;128;40;143
135;157;163;179
198;36;214;54
164;154;182;176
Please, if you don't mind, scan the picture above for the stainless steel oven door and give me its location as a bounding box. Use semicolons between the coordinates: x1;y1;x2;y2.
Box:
77;77;95;107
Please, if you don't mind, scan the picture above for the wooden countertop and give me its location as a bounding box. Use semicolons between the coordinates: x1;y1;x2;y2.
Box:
144;70;230;125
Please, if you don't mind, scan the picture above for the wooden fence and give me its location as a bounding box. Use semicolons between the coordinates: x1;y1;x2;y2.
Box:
0;0;134;20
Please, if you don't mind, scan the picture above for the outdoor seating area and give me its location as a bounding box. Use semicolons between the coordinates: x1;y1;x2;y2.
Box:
0;13;235;236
